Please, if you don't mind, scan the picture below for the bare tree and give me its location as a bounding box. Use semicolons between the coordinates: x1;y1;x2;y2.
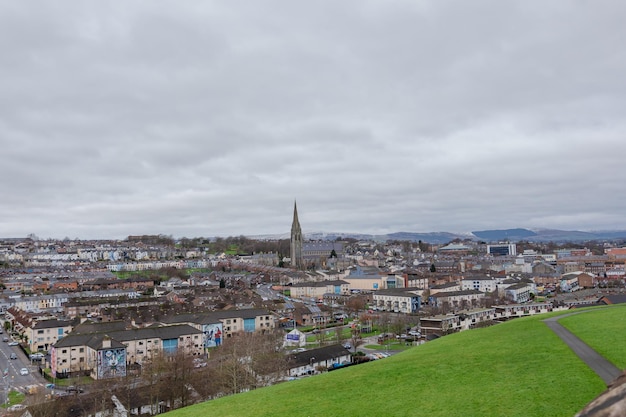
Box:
345;296;366;317
140;352;169;414
160;350;197;409
389;314;410;337
212;331;288;395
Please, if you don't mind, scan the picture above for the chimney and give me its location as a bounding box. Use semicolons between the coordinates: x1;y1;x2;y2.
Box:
102;336;111;349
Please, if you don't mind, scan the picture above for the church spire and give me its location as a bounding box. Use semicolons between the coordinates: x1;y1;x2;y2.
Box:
290;201;303;269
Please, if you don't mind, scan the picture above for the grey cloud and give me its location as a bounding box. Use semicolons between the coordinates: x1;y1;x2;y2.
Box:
1;1;625;239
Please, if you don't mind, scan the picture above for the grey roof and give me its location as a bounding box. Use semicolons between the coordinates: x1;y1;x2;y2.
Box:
461;275;496;281
72;320;128;334
432;290;484;298
54;324;201;349
33;319;73;329
506;282;533;290
108;324;202;342
289;344;350;367
291;280;348;288
162;308;271;326
54;333;125;350
430;282;459;289
302;242;344;251
598;295;626;305
374;288;421;297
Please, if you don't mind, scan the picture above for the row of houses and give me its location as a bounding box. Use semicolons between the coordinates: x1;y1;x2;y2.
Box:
287;269;610;315
4;307;275;379
418;302;560;336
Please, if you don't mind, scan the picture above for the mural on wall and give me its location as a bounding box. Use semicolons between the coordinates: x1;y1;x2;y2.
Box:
50;347;57;378
411;296;421;313
97;348;127;379
202;323;223;348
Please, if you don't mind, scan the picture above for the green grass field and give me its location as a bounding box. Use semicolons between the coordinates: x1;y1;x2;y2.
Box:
1;390;25;409
164;306;625;417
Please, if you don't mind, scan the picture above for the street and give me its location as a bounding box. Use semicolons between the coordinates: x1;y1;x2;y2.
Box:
0;335;46;403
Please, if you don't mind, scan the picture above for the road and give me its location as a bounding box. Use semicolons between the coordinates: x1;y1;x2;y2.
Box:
0;335;47;402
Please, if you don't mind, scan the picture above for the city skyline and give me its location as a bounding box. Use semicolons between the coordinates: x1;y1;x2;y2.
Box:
2;2;626;240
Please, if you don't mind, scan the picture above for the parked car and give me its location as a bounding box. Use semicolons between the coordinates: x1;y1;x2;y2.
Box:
30;353;44;360
66;386;83;393
20;368;29;375
8;341;19;346
7;404;26;412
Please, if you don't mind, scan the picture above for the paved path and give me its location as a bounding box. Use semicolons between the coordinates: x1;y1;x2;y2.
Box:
544;314;622;385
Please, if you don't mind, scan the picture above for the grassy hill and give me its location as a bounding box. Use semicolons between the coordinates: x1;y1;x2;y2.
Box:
164;306;625;417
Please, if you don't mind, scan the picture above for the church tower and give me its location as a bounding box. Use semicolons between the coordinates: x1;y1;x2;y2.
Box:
290;201;303;269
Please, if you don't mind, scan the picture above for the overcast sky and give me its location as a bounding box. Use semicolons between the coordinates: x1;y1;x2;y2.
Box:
1;1;625;240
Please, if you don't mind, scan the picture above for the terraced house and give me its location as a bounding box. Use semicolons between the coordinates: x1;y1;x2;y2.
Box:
5;307;73;352
371;288;422;313
161;308;275;350
51;321;203;380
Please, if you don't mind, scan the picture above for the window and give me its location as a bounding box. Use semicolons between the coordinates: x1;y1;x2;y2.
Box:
79;348;84;353
37;330;44;334
62;349;67;354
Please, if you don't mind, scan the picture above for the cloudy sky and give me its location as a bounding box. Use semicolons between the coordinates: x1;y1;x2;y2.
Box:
1;1;625;240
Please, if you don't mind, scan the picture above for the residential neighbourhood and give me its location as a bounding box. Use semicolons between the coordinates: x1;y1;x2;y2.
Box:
1;231;626;415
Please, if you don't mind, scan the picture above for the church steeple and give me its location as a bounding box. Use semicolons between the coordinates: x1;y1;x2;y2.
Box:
290;201;303;269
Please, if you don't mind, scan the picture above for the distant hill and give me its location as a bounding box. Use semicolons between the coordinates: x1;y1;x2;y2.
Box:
472;228;538;241
384;231;467;244
249;229;626;244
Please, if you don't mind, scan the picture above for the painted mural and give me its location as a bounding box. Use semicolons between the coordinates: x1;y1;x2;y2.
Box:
202;323;223;348
97;348;127;379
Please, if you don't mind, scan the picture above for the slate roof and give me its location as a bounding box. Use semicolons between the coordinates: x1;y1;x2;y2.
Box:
32;319;73;329
598;295;626;305
432;290;484;298
289;344;350;367
291;280;348;288
374;288;421;297
71;320;128;334
54;324;201;349
162;308;271;326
